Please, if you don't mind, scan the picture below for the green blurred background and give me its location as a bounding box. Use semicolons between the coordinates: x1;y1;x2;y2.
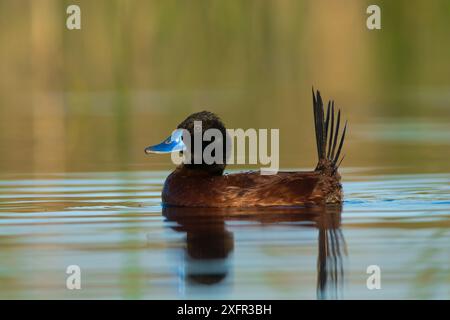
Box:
1;0;449;174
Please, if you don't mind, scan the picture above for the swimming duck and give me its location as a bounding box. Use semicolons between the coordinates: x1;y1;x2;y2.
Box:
145;89;347;207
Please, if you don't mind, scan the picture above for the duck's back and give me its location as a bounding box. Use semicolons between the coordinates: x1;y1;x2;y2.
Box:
162;168;341;207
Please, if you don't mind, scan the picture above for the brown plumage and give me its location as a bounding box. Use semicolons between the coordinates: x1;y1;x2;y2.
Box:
146;88;347;207
162;168;342;207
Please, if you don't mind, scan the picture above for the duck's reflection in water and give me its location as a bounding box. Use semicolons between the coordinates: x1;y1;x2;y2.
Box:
315;206;347;299
164;208;233;288
163;205;346;299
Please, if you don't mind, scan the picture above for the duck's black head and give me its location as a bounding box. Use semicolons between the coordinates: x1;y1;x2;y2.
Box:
145;111;228;175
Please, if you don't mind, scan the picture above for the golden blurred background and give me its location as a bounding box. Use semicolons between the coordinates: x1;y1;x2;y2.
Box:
1;0;450;174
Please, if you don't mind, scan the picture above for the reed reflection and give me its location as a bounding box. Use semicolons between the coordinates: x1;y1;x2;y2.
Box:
163;205;346;299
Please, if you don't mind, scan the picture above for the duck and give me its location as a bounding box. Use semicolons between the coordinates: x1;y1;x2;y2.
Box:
145;89;347;207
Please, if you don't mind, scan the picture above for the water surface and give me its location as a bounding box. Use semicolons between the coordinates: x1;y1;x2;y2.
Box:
0;169;448;299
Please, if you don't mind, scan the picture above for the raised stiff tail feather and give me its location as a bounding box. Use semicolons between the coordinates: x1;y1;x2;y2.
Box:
312;88;347;170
